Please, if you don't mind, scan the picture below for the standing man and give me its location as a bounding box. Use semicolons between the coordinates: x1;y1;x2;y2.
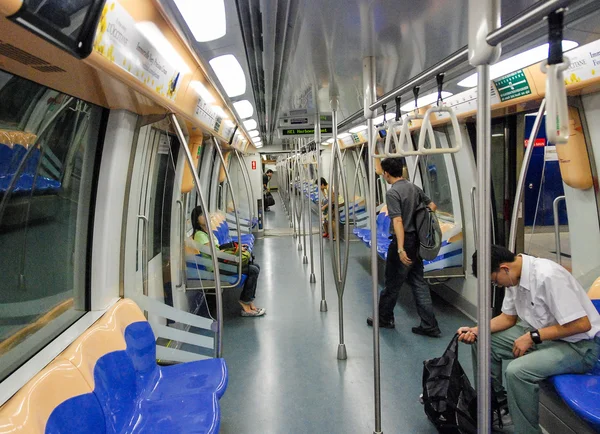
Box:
367;157;441;337
458;245;600;433
263;169;273;211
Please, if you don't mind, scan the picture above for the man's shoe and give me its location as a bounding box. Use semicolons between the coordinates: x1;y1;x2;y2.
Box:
367;317;395;329
411;326;441;337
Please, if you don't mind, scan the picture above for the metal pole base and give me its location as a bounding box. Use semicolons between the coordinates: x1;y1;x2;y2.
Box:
303;255;308;264
320;300;328;312
310;273;316;283
373;431;383;434
337;344;347;360
298;243;302;251
293;232;297;238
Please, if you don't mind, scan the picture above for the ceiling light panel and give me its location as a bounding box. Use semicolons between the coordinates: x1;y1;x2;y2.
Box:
209;54;247;97
252;136;262;143
458;40;579;88
211;105;228;119
338;133;351;139
248;130;259;138
349;125;368;133
174;0;226;42
244;119;257;130
233;100;254;119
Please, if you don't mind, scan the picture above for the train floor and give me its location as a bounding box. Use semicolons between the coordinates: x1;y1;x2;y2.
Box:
218;198;493;433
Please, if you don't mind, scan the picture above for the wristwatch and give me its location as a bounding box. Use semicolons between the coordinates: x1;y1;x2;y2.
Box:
530;329;542;344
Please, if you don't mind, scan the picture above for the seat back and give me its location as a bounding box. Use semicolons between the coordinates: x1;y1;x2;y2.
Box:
586;277;600;374
59;300;149;433
0;360;105;434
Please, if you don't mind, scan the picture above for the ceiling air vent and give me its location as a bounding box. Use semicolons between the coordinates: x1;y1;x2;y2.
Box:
0;40;64;73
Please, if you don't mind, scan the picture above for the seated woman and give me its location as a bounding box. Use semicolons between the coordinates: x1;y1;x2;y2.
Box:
191;206;265;317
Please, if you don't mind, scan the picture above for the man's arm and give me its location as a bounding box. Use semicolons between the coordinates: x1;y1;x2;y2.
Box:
428;201;437;212
539;316;591;341
458;313;518;344
392;216;412;266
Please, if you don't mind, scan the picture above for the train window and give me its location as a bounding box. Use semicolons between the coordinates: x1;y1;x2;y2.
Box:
416;131;455;222
0;70;103;381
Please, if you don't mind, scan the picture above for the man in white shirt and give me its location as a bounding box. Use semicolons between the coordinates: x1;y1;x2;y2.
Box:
458;245;600;434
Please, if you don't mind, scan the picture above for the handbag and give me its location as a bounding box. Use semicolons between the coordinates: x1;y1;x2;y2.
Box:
264;190;275;207
220;242;252;266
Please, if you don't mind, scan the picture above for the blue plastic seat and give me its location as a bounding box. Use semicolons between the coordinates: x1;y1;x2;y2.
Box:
45;313;226;434
550;299;600;430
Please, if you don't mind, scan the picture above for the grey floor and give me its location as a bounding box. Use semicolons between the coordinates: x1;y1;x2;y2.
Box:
219;197;476;434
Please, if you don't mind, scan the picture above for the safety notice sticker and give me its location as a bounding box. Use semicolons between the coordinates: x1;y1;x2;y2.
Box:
493;70;532;102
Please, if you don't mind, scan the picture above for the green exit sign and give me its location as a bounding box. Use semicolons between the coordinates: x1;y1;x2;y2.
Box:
493;70;532;102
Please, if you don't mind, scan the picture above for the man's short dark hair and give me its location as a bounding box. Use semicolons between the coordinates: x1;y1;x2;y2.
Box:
472;245;516;277
380;157;406;178
266;169;273;174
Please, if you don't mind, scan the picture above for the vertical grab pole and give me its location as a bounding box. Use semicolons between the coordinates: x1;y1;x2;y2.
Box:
364;55;382;434
291;141;297;235
330;99;349;361
308;142;317;282
316;110;328;311
302;141;309;264
170;114;223;357
469;0;500;432
296;139;304;251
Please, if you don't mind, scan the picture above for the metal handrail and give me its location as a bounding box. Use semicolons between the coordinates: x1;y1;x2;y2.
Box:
170;114;224;357
211;137;244;289
471;187;478;246
235;150;256;237
508;99;546;252
175;200;185;290
553;196;566;265
137;215;149;296
315;110;328;312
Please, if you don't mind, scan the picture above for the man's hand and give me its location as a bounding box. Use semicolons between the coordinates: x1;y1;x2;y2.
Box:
399;250;412;266
512;333;534;358
457;326;478;344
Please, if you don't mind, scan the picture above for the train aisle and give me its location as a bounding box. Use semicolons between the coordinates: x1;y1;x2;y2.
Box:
219;198;476;433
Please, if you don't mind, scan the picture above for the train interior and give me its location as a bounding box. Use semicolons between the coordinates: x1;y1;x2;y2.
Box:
1;0;600;433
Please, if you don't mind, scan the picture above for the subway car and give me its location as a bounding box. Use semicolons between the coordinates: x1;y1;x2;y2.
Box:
1;0;600;433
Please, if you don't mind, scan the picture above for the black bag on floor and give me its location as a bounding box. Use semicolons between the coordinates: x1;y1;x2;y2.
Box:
264;191;275;207
422;334;477;433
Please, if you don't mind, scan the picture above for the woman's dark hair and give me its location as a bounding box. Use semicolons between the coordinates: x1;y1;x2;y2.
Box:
191;206;204;236
320;177;328;187
380;157;406;178
472;245;516;277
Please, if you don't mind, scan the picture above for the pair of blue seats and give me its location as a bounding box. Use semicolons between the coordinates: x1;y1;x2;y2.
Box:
0;299;228;433
0;142;61;194
214;217;254;251
551;299;600;431
354;211;391;260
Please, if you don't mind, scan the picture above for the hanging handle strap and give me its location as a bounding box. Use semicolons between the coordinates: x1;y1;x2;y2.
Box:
418;74;463;155
395;95;401;122
541;10;570;144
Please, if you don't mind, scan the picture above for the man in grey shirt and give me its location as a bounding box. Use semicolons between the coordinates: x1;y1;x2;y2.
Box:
367;157;441;336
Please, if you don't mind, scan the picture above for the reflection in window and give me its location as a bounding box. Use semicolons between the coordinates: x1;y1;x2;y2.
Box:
0;70;103;381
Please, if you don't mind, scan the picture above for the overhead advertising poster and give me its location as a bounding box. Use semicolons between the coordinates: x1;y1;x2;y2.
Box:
93;0;183;100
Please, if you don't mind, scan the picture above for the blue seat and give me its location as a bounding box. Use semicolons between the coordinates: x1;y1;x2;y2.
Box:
550;299;600;431
43;302;227;434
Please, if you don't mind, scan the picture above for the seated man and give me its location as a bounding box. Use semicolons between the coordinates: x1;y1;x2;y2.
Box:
458;245;600;433
191;206;265;317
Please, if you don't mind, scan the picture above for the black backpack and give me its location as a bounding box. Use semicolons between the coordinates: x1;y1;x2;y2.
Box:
422;334;477;433
414;196;442;261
